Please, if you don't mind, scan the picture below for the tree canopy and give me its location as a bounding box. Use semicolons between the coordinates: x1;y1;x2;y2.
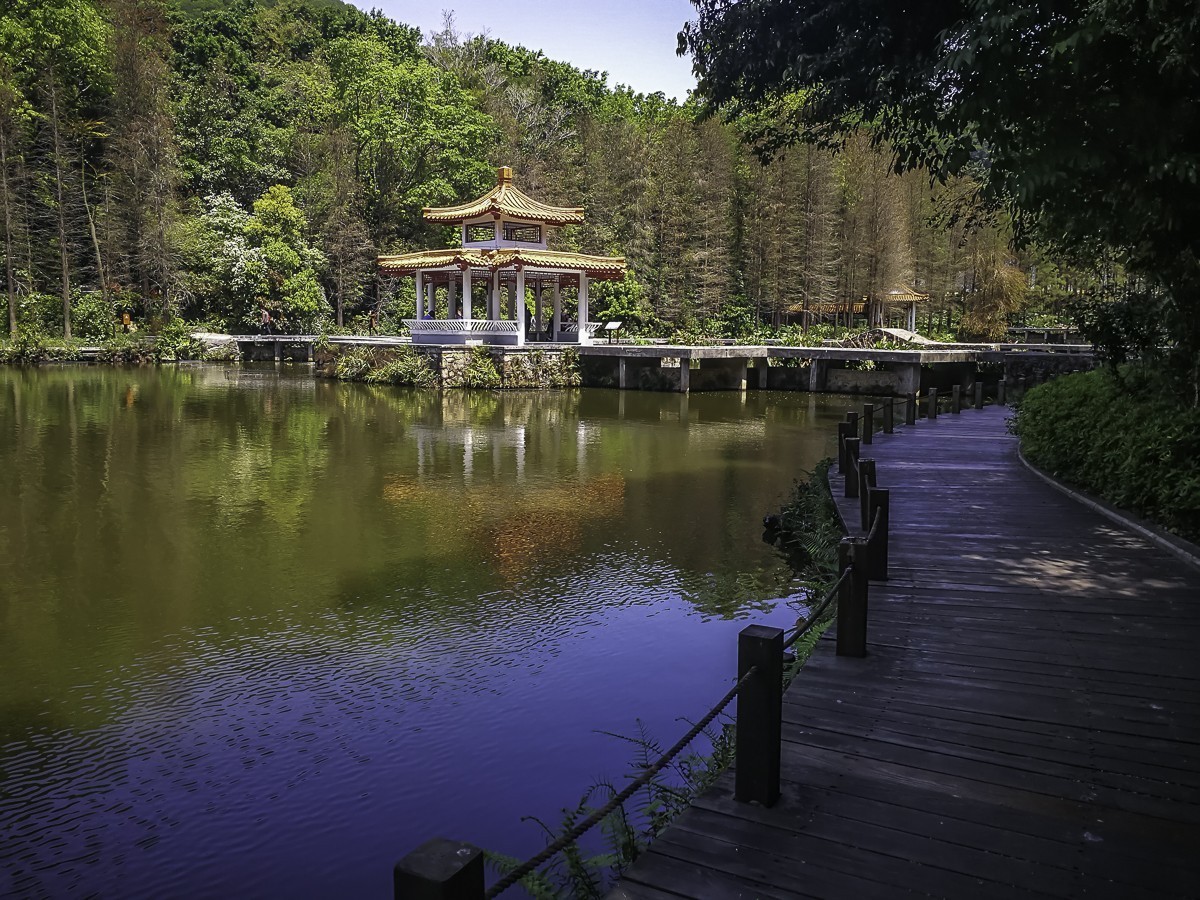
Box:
682;0;1200;383
0;0;1143;350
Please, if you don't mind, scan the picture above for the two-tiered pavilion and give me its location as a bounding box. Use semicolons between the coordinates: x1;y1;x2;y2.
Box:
377;167;626;346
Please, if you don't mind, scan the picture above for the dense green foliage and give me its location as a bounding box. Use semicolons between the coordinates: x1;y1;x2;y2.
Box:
1013;369;1200;542
682;0;1200;390
769;459;842;582
0;0;1111;349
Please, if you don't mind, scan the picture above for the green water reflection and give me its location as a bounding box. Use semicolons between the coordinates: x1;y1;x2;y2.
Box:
0;364;847;895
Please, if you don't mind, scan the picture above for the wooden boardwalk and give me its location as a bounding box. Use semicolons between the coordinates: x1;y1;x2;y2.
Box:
613;405;1200;899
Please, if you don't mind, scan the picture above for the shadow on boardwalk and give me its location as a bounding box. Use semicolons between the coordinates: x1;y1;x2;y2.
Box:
613;405;1200;899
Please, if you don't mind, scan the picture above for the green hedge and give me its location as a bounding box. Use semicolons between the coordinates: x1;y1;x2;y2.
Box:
1012;368;1200;543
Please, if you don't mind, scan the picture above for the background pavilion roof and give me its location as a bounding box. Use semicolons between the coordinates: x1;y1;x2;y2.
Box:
377;247;626;280
882;288;930;303
423;167;585;225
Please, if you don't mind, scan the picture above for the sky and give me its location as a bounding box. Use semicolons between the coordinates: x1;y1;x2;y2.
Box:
356;0;699;101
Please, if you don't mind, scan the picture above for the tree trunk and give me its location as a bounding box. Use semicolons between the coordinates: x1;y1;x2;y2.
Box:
47;80;72;339
1;132;16;336
81;157;108;306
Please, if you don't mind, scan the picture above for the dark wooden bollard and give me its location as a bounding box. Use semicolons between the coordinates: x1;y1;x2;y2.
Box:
974;380;984;410
858;458;876;530
844;438;860;498
837;538;869;657
952;384;961;414
998;378;1007;405
837;422;855;474
867;488;889;581
735;624;783;807
862;404;874;445
927;388;938;419
882;400;894;434
394;839;485;900
905;393;916;426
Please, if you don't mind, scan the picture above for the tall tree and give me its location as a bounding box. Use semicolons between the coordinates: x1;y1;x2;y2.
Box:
23;0;111;337
681;0;1200;387
0;11;33;334
106;0;179;317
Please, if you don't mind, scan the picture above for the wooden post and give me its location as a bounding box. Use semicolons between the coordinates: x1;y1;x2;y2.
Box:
837;422;854;474
927;387;938;419
862;404;874;444
394;838;485;900
844;438;860;498
837;539;868;657
905;392;916;426
998;378;1006;405
867;487;889;581
858;458;876;530
882;400;894;434
735;624;783;806
845;410;859;438
974;380;984;410
952;384;962;414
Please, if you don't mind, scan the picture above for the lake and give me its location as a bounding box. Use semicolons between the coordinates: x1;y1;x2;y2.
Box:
0;364;846;897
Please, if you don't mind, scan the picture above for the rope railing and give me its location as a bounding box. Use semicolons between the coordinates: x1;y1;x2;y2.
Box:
783;567;851;651
866;504;883;543
483;664;758;897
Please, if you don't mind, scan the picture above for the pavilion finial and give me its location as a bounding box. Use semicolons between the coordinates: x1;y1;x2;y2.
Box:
497;166;513;186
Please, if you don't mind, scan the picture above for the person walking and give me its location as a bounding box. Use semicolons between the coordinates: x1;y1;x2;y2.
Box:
260;306;273;335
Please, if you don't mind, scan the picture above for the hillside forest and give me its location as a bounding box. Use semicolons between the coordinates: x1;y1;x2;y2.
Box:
0;0;1122;342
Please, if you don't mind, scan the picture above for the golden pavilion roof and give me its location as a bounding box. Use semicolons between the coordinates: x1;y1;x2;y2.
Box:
376;247;626;280
422;167;585;225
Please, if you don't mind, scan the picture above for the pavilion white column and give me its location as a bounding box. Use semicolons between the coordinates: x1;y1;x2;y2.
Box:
448;279;457;319
414;271;424;318
462;267;472;321
491;271;500;321
426;281;436;318
534;282;543;337
515;267;526;346
908;302;917;332
577;272;589;345
552;282;562;338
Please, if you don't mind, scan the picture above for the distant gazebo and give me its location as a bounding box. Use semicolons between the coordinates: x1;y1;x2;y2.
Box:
870;288;930;332
377;167;626;346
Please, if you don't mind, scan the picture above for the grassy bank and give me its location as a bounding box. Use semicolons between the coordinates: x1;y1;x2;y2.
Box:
1011;367;1200;543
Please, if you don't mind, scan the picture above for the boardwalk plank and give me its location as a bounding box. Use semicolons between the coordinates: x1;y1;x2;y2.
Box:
613;405;1200;900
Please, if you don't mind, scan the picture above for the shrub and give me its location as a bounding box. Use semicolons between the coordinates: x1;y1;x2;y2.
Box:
334;347;374;380
460;346;501;389
155;318;207;360
97;333;157;366
0;325;49;364
1012;367;1200;542
72;291;117;340
363;349;438;388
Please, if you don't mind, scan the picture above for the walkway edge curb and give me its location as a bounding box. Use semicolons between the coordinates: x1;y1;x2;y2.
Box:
1016;444;1200;574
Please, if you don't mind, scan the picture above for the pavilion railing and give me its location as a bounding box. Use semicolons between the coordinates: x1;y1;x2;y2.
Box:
392;375;1032;899
404;319;521;334
560;321;603;339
